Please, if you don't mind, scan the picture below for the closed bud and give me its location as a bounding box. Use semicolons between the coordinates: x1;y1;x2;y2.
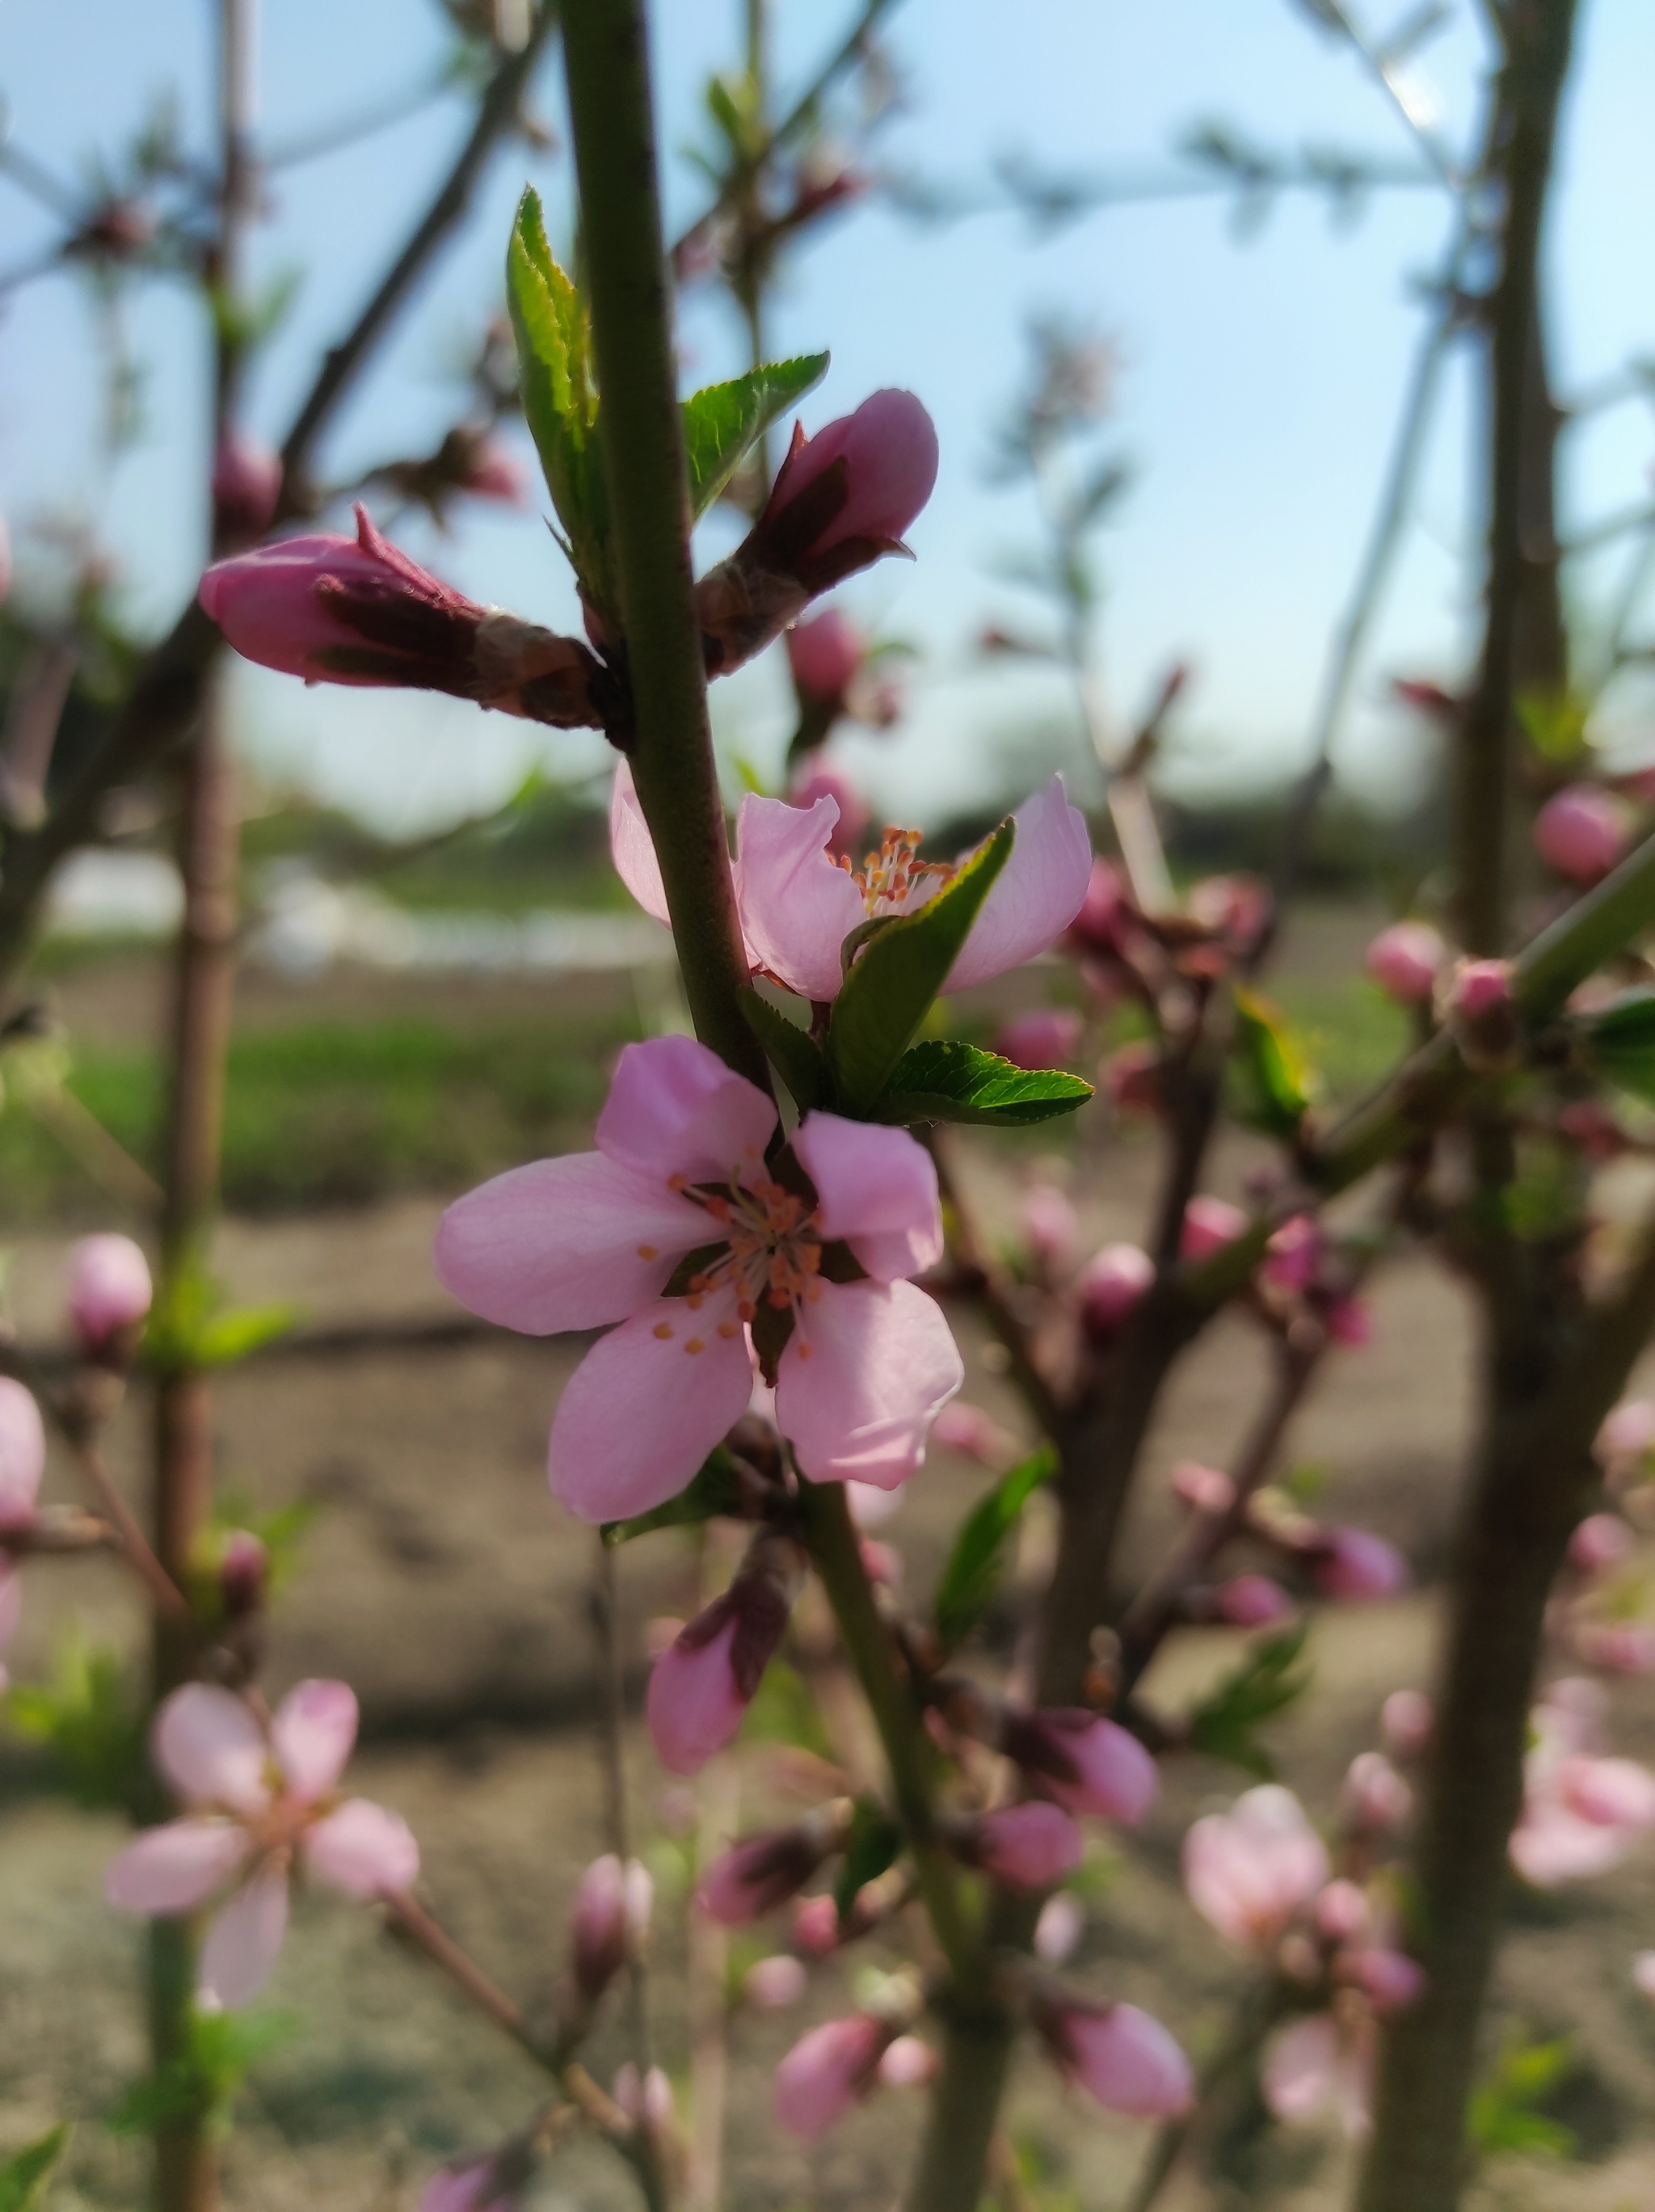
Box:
958;1801;1084;1890
1034;1890;1084;1964
1078;1243;1154;1342
697;1801;851;1925
1021;1182;1081;1270
773;2012;891;2138
67;1233;152;1357
569;1852;653;2001
1313;1877;1370;1944
1341;1751;1412;1833
613;2062;674;2135
1031;1990;1194;2117
1173;1460;1236;1515
1534;783;1628;884
1598;1398;1655;1468
1569;1512;1633;1576
1002;1707;1157;1826
1261;1215;1320;1296
0;1379;45;1533
792;1892;841;1956
995;1010;1083;1072
1379;1689;1432;1760
744;1953;808;2009
1312;1527;1409;1603
1181;1195;1248;1262
1343;1944;1425;2016
1065;858;1133;959
1365;921;1444;1005
878;2034;938;2088
1214;1573;1294;1628
645;1535;802;1776
786;607;865;702
212;436;283;546
217;1529;269;1620
1441;957;1519;1070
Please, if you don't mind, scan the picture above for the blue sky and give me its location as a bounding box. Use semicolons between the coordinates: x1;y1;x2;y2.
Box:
1;0;1653;834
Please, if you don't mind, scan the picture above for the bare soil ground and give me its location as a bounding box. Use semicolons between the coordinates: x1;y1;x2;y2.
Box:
4;917;1655;2209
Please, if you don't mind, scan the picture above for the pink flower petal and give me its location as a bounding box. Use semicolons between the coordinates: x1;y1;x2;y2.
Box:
776;1279;962;1488
734;793;865;1002
773;2013;886;2138
1262;2012;1345;2126
945;778;1093;992
596;1035;777;1184
0;1377;45;1527
436;1152;710;1335
272;1679;358;1802
154;1684;271;1814
790;1113;943;1279
647;1614;747;1775
302;1797;420;1897
1183;1784;1329;1951
200;1863;290;2008
609;761;671;925
1056;2001;1194;2117
549;1291;755;1522
106;1818;247;1914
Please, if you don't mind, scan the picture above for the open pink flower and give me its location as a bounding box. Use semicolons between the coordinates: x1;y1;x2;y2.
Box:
1262;2010;1373;2138
105;1679;417;2008
1508;1677;1655;1885
1034;1995;1194;2118
612;766;1092;1007
436;1035;962;1522
1183;1785;1329;1952
773;2012;890;2137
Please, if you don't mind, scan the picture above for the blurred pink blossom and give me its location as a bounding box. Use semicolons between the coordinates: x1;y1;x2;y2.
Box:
878;2035;938;2088
1183;1784;1329;1951
1569;1513;1634;1576
1078;1243;1155;1340
994;1009;1084;1071
970;1801;1085;1890
1598;1399;1655;1467
1035;1995;1194;2117
1364;920;1445;1004
1380;1689;1432;1759
1262;2011;1372;2138
66;1233;152;1352
792;1892;841;1956
745;1953;809;2008
1215;1574;1294;1628
788;761;869;856
773;2012;888;2137
1312;1528;1410;1602
1008;1708;1158;1825
1021;1182;1081;1271
570;1853;652;1999
787;607;864;701
1034;1890;1084;1965
1180;1195;1248;1262
211;434;282;541
1533;783;1629;884
0;1379;44;1532
1172;1460;1236;1515
1341;1751;1412;1833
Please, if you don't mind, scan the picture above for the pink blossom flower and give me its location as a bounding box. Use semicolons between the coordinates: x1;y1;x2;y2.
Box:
994;1009;1084;1071
788;761;868;857
569;1852;653;1999
1443;959;1518;1067
1183;1785;1329;1952
1380;1690;1431;1759
1262;2011;1372;2137
792;1892;840;1955
773;2012;889;2137
787;608;865;701
646;1540;802;1775
1365;921;1444;1004
745;1953;809;2008
212;435;283;543
931;1401;1009;1464
1327;1294;1372;1347
0;1378;44;1532
698;1808;844;1925
764;391;940;570
106;1679;417;2008
1180;1196;1248;1262
1065;859;1132;959
1510;1679;1655;1885
968;1802;1085;1890
1005;1709;1157;1825
1035;1995;1194;2118
1215;1574;1294;1628
436;1034;963;1521
1262;1215;1320;1295
1343;1946;1425;2016
1534;783;1629;884
1575;1621;1655;1673
1312;1528;1409;1602
878;2034;937;2088
1173;1460;1236;1515
1101;1041;1161;1115
1034;1890;1084;1965
66;1233;153;1352
1341;1751;1412;1833
200;504;596;721
1078;1243;1155;1341
611;765;1093;1006
1570;1513;1634;1575
1598;1399;1655;1467
419;2160;507;2212
455;437;526;506
1312;1879;1370;1944
1021;1182;1081;1271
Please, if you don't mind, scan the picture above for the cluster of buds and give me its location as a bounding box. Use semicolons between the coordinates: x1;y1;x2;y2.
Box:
1508;1675;1655;1885
567;1852;654;2007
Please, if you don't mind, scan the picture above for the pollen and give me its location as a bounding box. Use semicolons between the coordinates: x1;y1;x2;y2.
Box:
717;1321;739;1338
654;1321;674;1340
637;1244;658;1260
684;1337;705;1355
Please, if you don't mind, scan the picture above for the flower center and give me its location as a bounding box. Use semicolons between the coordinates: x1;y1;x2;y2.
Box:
659;1166;826;1351
839;825;953;917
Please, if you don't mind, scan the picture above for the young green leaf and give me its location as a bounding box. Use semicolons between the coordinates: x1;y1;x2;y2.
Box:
740;987;828;1111
1229;986;1319;1138
933;1447;1056;1654
1468;2033;1578;2160
0;2123;71;2212
6;1637;146;1812
109;2011;293;2140
505;188;610;604
832;1798;903;1919
682;355;828;520
873;1039;1092;1128
1578;988;1655;1105
194;1302;299;1369
827;823;1013;1114
1185;1621;1311;1778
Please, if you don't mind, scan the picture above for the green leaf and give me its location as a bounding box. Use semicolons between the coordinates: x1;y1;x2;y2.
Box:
1468;2033;1578;2162
5;1637;145;1813
873;1039;1092;1128
1229;986;1319;1137
601;1447;748;1546
740;987;828;1111
1517;686;1590;765
681;355;828;520
833;1798;903;1919
194;1302;298;1369
505;188;610;605
739;1659;835;1763
1579;988;1655;1104
827;824;1014;1114
1185;1622;1311;1778
110;2010;293;2141
933;1447;1055;1654
0;2124;70;2212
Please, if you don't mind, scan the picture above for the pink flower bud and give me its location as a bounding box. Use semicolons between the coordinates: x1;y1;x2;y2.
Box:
1065;859;1132;959
646;1542;799;1776
1187;874;1270;957
773;2012;889;2138
878;2034;937;2088
1173;1460;1236;1515
1313;1878;1370;1944
455;438;526;506
1034;1995;1194;2118
793;1892;841;1956
1345;1945;1425;2016
1078;1242;1155;1341
1365;921;1445;1004
698;1809;844;1926
1215;1574;1294;1628
200;504;596;724
1341;1751;1412;1833
419;2161;505;2212
1313;1528;1409;1603
1453;959;1513;1019
1327;1294;1372;1347
744;1953;808;2009
613;2062;675;2134
1598;1398;1655;1468
0;1378;45;1532
1180;1196;1248;1262
1379;1689;1432;1759
1102;1041;1162;1115
967;1801;1085;1890
1533;783;1628;884
994;1009;1084;1072
212;435;283;544
1570;1513;1634;1576
764;391;939;572
569;1853;652;2000
1262;1214;1320;1295
786;608;865;701
66;1233;153;1353
1021;1182;1081;1270
1005;1708;1157;1825
787;761;869;856
1574;1621;1655;1674
932;1401;1007;1464
1034;1890;1084;1964
217;1529;269;1618
1560;1754;1655;1830
1442;957;1519;1068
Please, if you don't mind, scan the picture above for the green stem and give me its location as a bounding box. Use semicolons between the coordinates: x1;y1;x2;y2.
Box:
559;0;770;1093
